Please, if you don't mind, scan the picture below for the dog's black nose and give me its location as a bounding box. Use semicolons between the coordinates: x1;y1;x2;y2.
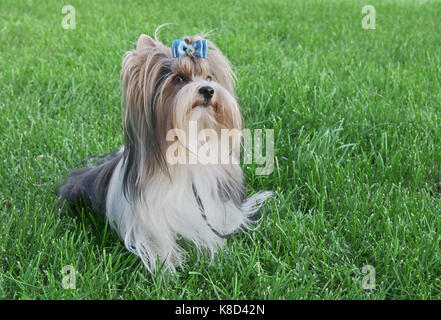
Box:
199;86;214;101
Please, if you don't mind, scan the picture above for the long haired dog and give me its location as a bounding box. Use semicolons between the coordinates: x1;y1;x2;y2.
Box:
58;33;272;273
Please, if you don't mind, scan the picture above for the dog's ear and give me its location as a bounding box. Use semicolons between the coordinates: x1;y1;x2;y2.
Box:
136;34;156;50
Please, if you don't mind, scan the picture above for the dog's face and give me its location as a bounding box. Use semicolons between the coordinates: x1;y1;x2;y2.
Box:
120;34;242;194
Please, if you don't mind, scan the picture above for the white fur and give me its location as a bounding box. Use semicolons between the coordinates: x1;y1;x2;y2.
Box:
106;153;272;273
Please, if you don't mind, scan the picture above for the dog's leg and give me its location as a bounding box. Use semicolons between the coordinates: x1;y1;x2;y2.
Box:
57;151;123;215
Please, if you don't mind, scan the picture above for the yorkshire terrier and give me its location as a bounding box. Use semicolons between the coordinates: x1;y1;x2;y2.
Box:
58;33;272;273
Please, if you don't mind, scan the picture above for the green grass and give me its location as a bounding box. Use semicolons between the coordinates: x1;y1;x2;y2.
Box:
1;0;441;299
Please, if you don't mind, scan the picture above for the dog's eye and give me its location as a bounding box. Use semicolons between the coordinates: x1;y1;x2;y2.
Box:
174;75;186;83
206;76;212;82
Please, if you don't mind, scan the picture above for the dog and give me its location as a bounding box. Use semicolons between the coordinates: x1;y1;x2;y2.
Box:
58;33;272;273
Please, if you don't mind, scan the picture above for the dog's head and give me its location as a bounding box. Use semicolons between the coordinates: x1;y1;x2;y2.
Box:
121;34;242;196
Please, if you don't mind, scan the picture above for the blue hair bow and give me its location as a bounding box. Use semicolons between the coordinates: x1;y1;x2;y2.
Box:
172;39;207;58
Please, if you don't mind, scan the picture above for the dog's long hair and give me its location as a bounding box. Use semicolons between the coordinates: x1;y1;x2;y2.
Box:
58;34;272;273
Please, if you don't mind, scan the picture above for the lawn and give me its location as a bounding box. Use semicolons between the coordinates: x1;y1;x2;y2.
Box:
0;0;440;299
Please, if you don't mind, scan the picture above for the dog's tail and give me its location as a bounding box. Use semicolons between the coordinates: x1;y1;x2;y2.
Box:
57;150;123;215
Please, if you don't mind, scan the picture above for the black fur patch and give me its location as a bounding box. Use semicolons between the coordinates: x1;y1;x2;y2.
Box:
58;151;122;215
217;179;245;207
